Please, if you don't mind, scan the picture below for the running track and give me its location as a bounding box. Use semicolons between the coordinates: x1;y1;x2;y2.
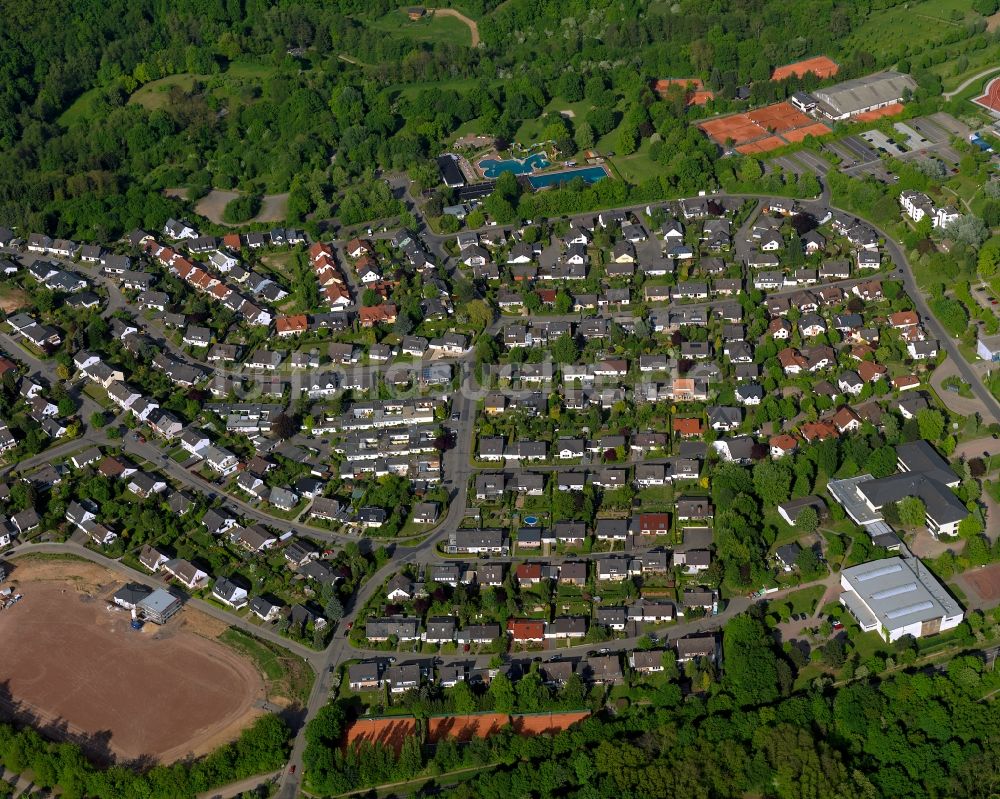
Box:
973;75;1000;114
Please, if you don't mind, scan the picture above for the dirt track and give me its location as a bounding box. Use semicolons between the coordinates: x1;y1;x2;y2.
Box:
430;8;480;46
0;561;264;763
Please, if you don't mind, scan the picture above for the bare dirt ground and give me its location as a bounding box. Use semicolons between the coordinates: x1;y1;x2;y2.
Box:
0;558;264;764
257;193;289;223
429;8;480;46
193;190;289;226
195;190;241;224
163;187;188;200
987;11;1000;31
0;287;29;314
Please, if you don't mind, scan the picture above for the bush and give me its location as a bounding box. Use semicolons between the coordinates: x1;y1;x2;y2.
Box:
222;193;262;224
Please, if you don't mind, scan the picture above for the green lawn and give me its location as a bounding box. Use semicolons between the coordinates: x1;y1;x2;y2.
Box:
779;585;827;616
607;140;664;184
367;9;473;47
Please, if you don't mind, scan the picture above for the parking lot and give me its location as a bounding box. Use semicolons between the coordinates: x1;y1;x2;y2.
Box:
767;150;829;180
970;283;1000;320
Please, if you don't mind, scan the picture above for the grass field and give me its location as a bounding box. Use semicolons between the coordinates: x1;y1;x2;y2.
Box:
368;10;472;47
514;96;596;145
843;0;975;61
58;86;104;126
129;62;278;111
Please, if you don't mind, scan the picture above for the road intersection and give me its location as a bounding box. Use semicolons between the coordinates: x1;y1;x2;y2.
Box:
4;179;997;797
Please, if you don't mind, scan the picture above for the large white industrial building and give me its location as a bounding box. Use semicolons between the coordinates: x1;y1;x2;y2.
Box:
840;557;963;642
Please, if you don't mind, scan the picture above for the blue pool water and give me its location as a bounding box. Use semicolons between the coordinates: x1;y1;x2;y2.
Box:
479;152;550;178
527;165;609;189
523;515;539;526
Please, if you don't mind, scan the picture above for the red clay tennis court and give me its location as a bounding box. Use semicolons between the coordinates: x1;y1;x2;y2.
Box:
736;136;787;154
748;102;813;133
653;78;715;106
345;717;417;752
700;115;767;145
344;710;592;752
700;101;831;153
782;122;833;142
771;56;839;81
973;76;1000;114
852;103;905;122
962;562;1000;602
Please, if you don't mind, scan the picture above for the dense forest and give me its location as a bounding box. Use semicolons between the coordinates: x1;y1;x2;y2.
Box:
303;611;1000;798
0;0;955;240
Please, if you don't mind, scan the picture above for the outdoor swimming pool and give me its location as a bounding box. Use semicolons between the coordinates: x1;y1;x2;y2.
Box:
527;165;609;189
523;515;539;526
478;152;550;178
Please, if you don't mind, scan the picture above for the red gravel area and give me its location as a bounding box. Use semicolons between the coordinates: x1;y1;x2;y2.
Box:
344;717;416;752
853;103;905;122
429;712;508;742
0;581;263;763
736;136;787;154
345;710;591;752
511;710;591;734
772;56;839;81
747;102;813;134
782;122;833;143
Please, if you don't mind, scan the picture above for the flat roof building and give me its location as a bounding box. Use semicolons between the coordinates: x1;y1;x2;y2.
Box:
840;557;963;642
137;588;183;624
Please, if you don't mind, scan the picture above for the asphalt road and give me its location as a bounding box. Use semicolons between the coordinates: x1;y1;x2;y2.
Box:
6;177;999;796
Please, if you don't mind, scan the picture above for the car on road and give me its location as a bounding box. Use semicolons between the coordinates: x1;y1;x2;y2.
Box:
450;411;461;421
289;765;296;774
832;621;844;631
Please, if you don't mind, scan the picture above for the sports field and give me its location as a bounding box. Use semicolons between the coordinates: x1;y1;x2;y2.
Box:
973;76;1000;115
699;102;830;154
0;561;264;763
852;103;906;122
771;56;839;82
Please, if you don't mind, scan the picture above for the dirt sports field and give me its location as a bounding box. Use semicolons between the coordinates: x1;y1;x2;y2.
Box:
345;711;591;752
699;101;831;154
0;559;264;764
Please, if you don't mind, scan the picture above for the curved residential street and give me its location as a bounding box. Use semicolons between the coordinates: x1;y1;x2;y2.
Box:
4;175;999;798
